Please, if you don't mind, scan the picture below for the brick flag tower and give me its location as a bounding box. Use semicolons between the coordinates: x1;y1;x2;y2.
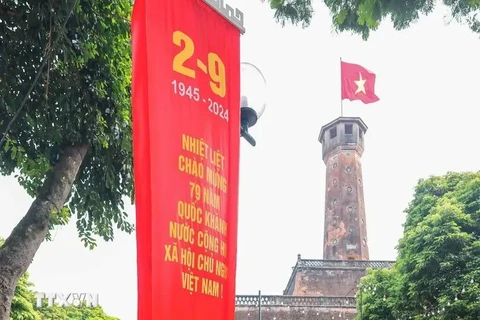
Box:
319;117;369;261
234;117;394;320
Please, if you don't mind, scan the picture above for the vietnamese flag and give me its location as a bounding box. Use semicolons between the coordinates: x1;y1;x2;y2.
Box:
341;61;379;104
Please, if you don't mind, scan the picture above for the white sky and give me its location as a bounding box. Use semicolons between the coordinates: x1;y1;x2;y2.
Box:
1;1;480;319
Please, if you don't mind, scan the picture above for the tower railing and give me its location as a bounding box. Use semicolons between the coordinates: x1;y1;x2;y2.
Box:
297;259;394;269
235;295;356;308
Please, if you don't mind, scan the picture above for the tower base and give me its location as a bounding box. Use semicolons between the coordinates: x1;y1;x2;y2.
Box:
235;256;394;320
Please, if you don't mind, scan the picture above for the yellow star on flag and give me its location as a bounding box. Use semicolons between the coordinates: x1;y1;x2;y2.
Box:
354;73;366;94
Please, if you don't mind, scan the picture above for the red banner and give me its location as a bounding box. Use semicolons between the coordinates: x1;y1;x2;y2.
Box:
132;0;241;319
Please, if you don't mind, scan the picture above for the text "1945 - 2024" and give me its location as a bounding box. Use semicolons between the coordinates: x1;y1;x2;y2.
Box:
171;80;229;122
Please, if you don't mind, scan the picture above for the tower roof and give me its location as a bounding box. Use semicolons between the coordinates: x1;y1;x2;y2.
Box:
318;117;368;143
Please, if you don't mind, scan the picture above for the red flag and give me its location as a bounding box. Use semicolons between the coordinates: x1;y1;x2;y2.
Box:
341;61;379;104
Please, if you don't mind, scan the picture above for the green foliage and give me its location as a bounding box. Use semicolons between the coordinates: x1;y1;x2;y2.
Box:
2;238;117;320
357;269;400;320
356;171;480;319
35;304;118;320
11;275;40;320
1;238;116;319
0;0;134;248
267;0;480;39
263;0;314;28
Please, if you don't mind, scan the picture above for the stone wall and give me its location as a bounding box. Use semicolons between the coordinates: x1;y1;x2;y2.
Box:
235;296;356;320
283;259;395;296
235;306;356;320
289;268;366;296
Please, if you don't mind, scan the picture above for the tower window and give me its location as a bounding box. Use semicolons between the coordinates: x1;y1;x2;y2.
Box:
345;124;353;134
359;130;364;139
330;127;337;139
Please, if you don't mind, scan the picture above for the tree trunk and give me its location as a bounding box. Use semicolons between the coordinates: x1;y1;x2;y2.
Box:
0;144;88;319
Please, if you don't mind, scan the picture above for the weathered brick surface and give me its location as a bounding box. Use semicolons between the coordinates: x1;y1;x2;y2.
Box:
235;306;356;320
289;267;366;296
319;117;369;261
283;259;394;296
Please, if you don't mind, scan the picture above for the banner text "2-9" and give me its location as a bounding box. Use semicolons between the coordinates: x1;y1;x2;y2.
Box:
172;31;226;99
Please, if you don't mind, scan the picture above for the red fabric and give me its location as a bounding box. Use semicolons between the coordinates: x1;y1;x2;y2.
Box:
132;0;241;319
131;1;152;319
341;61;380;104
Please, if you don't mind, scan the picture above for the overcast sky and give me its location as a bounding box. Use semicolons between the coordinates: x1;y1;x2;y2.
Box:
1;1;480;319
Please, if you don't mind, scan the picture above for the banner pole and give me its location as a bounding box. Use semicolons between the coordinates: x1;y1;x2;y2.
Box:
340;57;343;117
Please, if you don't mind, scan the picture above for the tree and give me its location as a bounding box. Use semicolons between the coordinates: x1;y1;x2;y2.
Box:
356;172;480;319
3;240;117;320
356;268;401;320
266;0;480;39
0;0;133;318
11;274;40;320
1;238;118;320
36;304;118;320
0;238;40;320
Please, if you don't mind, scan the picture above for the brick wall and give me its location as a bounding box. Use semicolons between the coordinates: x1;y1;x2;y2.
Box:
283;259;395;296
235;295;356;320
290;268;365;296
235;306;356;320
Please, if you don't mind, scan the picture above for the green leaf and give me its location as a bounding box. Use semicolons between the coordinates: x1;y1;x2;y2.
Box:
268;0;480;39
1;0;134;247
357;172;480;319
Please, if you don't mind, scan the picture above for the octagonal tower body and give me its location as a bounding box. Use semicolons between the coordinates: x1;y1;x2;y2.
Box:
319;117;369;260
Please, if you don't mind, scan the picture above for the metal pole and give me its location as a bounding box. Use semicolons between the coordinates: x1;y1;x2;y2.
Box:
258;290;262;320
340;57;344;117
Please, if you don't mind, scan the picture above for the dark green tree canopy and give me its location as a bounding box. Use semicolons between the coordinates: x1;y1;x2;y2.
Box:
357;172;480;320
1;0;131;317
1;0;134;247
267;0;480;39
356;268;401;320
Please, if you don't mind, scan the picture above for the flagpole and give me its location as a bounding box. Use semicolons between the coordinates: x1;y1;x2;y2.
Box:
340;57;343;117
